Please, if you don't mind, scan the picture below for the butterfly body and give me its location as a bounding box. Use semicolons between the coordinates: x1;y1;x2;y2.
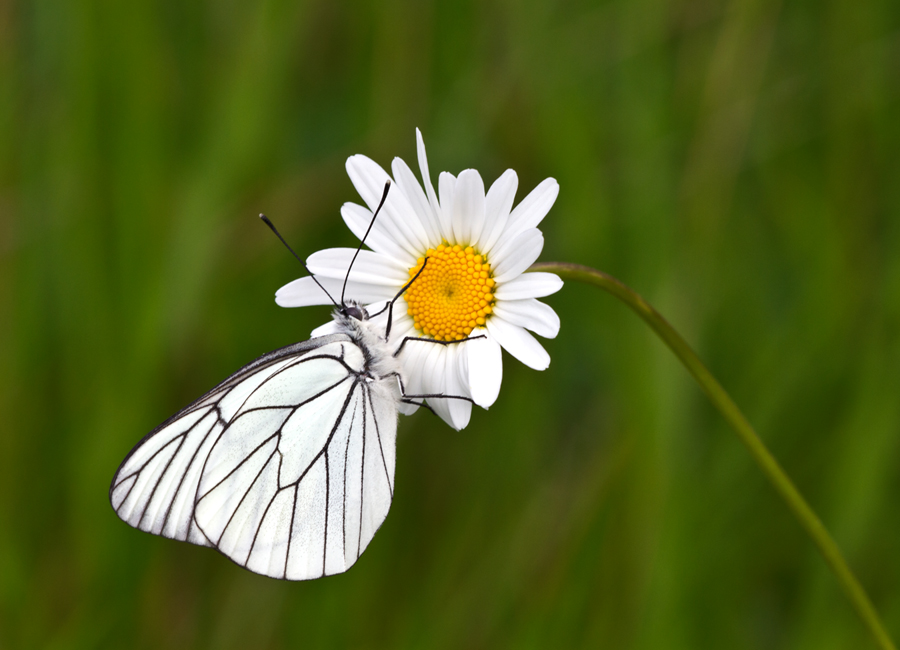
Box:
110;303;403;580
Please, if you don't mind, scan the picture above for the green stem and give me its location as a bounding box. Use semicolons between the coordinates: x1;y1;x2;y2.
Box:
531;261;895;650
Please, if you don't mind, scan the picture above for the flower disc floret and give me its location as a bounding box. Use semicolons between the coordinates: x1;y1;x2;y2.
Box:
405;243;496;341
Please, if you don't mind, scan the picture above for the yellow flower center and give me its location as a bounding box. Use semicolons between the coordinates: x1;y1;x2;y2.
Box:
405;243;496;341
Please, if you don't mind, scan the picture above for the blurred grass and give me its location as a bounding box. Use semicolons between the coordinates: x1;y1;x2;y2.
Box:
2;0;900;648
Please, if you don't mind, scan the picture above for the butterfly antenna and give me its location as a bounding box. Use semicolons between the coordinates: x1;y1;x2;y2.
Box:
342;181;391;306
259;214;340;308
385;257;428;340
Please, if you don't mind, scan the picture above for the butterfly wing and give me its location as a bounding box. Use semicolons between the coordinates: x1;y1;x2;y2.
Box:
110;335;350;547
109;333;399;580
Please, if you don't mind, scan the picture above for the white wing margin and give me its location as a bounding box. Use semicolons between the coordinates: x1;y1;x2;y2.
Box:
110;333;400;581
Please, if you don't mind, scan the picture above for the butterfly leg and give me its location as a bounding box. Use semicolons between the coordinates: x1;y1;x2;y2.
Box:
384;372;476;405
400;398;437;415
391;334;486;358
385;258;430;339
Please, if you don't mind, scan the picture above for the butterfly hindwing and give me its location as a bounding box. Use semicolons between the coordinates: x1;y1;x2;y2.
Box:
194;341;399;580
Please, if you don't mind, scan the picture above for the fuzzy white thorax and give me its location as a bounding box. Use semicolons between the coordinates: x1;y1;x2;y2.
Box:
333;305;404;398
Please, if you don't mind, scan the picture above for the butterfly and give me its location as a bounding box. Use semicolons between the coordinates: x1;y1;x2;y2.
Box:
109;183;475;580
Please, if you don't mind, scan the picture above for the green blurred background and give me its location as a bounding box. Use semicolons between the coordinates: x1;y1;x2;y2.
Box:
2;0;900;647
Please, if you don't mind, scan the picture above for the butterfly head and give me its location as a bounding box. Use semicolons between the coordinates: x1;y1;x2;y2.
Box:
340;301;369;322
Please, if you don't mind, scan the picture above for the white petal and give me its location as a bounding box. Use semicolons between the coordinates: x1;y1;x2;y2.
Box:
416;129;443;229
275;275;394;308
491;229;545;284
414;344;469;430
345;155;393;213
486;315;551;370
346;155;430;254
454;344;476;419
341;203;412;265
494;272;563;300
452;169;486;246
398;401;419;416
438;172;456;242
396;330;430;395
421;344;453;427
328;278;398;304
493;299;560;339
392;156;441;247
444;345;472;429
307;248;408;286
479;169;518;254
310;320;340;337
466;333;502;408
500;178;559;244
275;276;334;307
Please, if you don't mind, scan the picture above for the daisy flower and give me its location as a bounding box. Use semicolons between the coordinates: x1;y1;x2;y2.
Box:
275;129;562;430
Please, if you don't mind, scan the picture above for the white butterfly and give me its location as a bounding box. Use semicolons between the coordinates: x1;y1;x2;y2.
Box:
110;184;474;580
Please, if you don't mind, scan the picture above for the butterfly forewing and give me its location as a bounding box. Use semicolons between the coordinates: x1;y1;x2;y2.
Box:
111;404;225;547
109;350;307;546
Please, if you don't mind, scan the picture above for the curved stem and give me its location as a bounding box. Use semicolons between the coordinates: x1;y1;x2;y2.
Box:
532;261;895;650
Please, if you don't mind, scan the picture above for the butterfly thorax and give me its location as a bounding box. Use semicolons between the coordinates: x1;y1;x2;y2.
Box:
333;305;403;390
